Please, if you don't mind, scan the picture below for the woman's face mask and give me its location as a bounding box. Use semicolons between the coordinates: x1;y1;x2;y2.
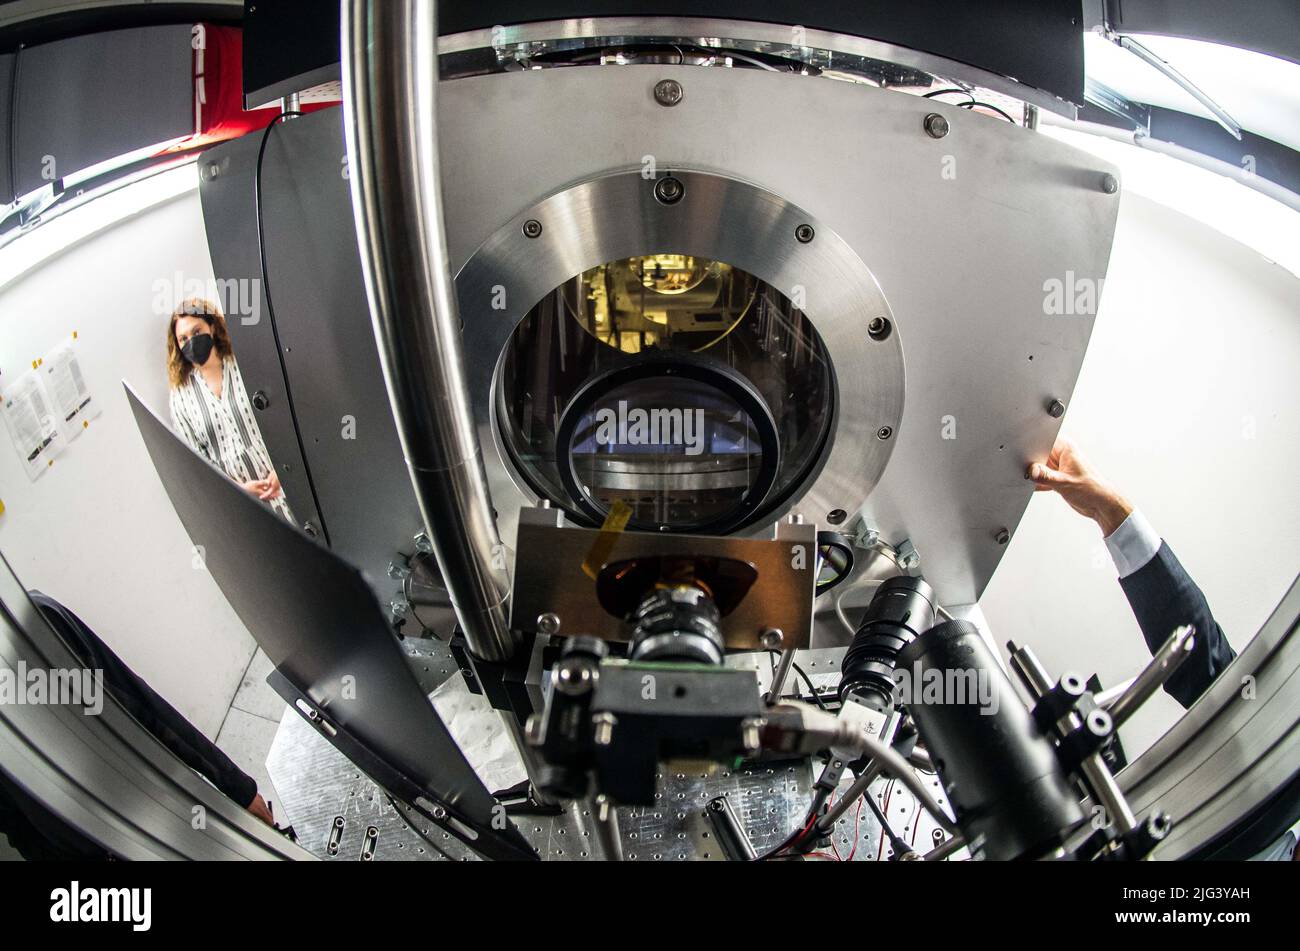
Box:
181;332;215;366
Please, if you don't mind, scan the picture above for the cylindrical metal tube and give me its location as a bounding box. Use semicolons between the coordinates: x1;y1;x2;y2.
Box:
1008;641;1137;834
1106;625;1196;730
899;621;1085;860
340;0;513;660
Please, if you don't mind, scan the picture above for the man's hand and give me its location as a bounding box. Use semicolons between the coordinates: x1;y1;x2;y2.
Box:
1027;436;1133;536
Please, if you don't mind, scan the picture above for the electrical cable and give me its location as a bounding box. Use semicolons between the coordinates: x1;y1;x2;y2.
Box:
960;100;1018;123
865;786;913;859
766;649;829;710
923;87;974;101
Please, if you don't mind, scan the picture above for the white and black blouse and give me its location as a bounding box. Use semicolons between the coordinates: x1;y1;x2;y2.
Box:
168;356;295;524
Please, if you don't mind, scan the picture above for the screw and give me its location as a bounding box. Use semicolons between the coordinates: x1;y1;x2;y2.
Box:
794;223;815;243
388;559;411;580
537;612;561;635
740;717;764;753
1047;398;1066;418
653;78;684;107
827;508;847;525
524;714;544;746
413;531;433;554
924;113;950;138
389;598;410;618
867;316;891;340
759;628;784;650
592;712;617;746
1101;173;1119;194
995;528;1010;545
522;218;543;238
302;522;318;538
251;390;269;410
877;426;893;440
653;176;684;205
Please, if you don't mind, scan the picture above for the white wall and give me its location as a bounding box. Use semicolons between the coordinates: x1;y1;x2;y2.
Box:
0;167;256;739
982;153;1300;757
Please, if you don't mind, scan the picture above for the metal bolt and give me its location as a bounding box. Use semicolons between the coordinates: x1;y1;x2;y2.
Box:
413;531;433;554
537;612;561;635
867;316;891;340
524;714;545;746
389;598;410;618
251;390;269;410
897;539;921;570
794;223;815;243
592;712;617;746
653;176;684;204
1101;173;1119;194
1047;398;1066;418
302;521;318;538
924;113;950;139
740;717;764;753
827;508;847;525
388;559;412;580
877;426;893;440
202;161;221;181
759;628;784;650
995;528;1010;545
653;78;684;107
522;218;543;238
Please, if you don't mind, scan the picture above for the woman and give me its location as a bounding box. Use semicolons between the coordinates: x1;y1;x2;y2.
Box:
166;298;294;524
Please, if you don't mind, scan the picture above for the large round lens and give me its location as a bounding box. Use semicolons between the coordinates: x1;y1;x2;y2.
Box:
497;253;834;532
557;360;779;532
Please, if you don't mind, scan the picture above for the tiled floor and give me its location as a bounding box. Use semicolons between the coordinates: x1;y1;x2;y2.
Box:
215;647;289;815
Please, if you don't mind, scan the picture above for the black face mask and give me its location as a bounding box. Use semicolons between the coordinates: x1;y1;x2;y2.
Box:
181;332;215;366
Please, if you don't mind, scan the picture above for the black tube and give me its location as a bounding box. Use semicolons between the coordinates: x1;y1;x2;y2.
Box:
898;620;1085;860
839;575;935;714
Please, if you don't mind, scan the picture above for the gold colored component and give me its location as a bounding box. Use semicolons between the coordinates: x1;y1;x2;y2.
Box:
581;499;634;580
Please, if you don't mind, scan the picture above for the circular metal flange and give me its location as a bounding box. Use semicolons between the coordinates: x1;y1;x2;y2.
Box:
455;168;905;536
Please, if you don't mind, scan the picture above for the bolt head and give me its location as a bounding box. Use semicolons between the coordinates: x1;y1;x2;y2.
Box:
995;528;1010;545
522;218;543;238
795;223;815;243
1047;398;1066;418
413;531;433;553
537;612;561;635
653;176;684;205
924;113;950;138
760;628;784;650
877;426;893;440
1101;172;1119;194
653;78;684;106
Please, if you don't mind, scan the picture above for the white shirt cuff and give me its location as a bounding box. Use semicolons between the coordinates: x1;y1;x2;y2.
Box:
1104;509;1162;579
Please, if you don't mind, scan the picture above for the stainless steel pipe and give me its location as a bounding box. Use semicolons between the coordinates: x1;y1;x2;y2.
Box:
340;0;513;661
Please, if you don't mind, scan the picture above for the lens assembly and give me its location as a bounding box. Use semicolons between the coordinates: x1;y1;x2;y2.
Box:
497;253;835;533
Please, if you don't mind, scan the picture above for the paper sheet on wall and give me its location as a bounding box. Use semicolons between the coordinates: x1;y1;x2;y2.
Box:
42;337;99;441
1;369;65;481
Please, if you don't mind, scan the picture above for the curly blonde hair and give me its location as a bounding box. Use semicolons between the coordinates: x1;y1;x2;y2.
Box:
166;298;233;388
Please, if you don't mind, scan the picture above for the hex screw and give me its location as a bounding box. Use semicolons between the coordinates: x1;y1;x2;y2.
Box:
995;528;1010;545
522;218;543;238
653;176;684;205
1047;398;1066;418
537;612;561;635
654;79;684;107
1101;173;1119;194
877;426;893;440
795;223;815;243
924;113;950;138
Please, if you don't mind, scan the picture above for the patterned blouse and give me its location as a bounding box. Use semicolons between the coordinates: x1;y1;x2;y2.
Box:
168;356;295;524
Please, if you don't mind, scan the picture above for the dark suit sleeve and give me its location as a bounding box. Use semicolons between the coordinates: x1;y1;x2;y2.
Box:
1117;543;1236;709
29;592;259;809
